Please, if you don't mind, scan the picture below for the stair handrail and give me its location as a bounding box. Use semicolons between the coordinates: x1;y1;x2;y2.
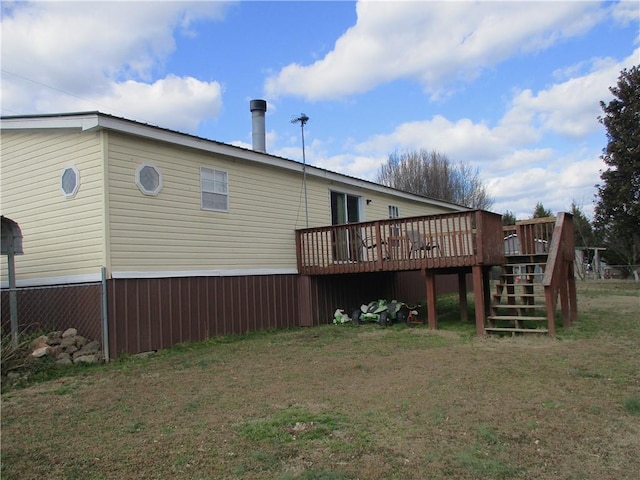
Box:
541;212;575;334
542;213;573;288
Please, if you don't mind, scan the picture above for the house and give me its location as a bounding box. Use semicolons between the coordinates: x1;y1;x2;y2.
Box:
1;106;472;358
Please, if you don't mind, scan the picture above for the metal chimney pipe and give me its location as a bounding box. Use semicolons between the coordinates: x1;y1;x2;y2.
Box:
250;99;267;153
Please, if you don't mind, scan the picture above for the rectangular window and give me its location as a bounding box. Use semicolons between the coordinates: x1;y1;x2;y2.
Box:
201;167;228;211
388;205;400;237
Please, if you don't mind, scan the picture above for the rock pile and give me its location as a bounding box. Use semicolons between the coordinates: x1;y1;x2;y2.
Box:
31;328;104;365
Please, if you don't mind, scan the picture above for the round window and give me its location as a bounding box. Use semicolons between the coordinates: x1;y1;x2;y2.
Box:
60;165;80;197
135;164;163;196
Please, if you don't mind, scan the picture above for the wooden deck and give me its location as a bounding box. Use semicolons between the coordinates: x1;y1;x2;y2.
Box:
295;211;576;337
296;210;505;335
295;210;505;275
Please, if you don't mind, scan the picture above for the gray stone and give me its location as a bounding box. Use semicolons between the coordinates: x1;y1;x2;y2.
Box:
32;346;51;358
85;340;100;352
74;340;101;357
56;357;73;366
74;354;98;364
49;345;63;357
56;352;72;361
62;328;77;338
66;345;78;355
74;335;88;347
60;336;77;349
47;336;62;346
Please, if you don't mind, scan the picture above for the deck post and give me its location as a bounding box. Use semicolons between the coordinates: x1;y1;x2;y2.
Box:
559;263;570;328
544;286;557;336
424;268;438;329
458;271;468;323
568;263;577;325
472;265;486;335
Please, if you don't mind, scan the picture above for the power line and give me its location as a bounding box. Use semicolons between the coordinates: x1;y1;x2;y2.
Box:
1;69;105;109
0;69;152;123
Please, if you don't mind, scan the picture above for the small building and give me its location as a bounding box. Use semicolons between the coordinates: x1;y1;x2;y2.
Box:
1;108;470;357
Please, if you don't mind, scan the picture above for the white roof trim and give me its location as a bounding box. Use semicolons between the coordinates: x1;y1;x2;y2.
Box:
111;268;299;279
1;112;467;212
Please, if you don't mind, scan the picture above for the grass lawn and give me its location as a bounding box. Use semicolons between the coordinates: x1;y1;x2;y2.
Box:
1;281;639;479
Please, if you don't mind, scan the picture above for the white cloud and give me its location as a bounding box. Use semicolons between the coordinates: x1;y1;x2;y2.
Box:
322;49;633;218
355;115;509;167
611;0;640;28
503;50;640;139
489;154;604;219
0;1;229;132
99;76;222;132
265;0;603;100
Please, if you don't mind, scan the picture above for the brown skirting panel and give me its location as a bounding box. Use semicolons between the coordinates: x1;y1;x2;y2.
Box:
107;275;301;358
106;271;472;358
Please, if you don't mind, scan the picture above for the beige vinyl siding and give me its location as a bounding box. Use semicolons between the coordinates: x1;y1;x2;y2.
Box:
325;185;455;223
107;133;330;272
361;190;452;221
106;133;458;274
0;130;106;283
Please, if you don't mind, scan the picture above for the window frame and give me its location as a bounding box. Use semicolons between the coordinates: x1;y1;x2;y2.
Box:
388;205;399;219
60;165;80;198
135;163;163;196
200;166;229;212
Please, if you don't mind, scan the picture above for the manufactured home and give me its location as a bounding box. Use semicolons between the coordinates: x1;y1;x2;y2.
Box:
1;106;577;358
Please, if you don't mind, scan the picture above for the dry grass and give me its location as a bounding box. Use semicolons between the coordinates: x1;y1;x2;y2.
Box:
1;281;639;479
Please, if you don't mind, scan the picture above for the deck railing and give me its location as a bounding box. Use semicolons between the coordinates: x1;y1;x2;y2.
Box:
296;210;504;275
503;216;556;256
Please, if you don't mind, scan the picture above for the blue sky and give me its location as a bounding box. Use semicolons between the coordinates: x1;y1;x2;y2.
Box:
2;1;638;219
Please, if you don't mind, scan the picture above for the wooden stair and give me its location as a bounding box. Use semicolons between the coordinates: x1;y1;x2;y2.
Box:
486;257;551;335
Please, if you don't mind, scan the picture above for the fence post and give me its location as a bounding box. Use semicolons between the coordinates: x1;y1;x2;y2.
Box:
101;266;110;363
7;247;18;347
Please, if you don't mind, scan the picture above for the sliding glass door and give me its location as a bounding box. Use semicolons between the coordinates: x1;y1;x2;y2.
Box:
331;191;361;261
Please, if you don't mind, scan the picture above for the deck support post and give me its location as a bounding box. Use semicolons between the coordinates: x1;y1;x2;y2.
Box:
544;286;557;337
458;271;468;323
559;264;570;329
297;275;314;327
472;265;488;335
424;268;437;329
568;263;578;325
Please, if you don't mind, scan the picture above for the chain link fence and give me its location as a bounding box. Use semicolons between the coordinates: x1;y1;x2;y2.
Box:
1;281;106;358
576;264;640;281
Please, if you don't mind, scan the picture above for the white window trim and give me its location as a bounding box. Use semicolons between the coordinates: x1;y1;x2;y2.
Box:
135;163;163;196
388;205;399;219
60;164;80;198
200;166;229;212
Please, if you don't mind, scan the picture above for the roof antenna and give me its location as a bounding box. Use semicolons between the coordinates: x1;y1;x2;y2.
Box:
291;114;310;228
